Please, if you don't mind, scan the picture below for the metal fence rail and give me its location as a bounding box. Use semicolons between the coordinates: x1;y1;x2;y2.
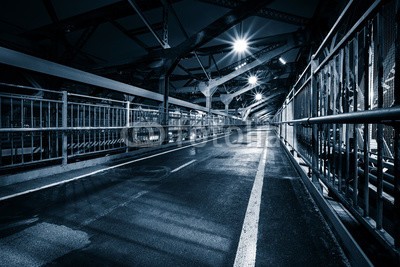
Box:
272;0;400;259
0;83;244;170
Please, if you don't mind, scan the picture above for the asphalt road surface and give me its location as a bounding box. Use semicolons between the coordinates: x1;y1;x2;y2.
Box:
0;127;349;266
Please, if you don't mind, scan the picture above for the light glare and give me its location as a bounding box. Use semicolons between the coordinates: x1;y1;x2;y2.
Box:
279;57;286;65
233;38;248;53
248;76;258;85
255;93;263;101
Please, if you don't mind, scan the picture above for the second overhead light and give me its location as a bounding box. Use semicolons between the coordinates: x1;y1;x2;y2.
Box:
248;75;258;85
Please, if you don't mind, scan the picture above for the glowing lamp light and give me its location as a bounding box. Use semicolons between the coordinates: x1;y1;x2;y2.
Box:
248;75;258;85
233;38;248;53
255;93;263;101
279;57;287;65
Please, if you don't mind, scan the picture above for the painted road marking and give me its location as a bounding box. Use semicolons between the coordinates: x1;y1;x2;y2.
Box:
0;134;228;202
171;160;197;173
233;133;268;267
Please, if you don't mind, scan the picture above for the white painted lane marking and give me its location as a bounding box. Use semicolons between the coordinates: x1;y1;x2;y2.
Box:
171;160;197;173
0;134;228;202
233;134;268;267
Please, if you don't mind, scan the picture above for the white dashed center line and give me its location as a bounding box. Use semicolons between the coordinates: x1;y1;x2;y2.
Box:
171;159;197;173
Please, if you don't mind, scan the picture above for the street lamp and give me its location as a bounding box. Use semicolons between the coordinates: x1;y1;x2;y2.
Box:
248;75;258;85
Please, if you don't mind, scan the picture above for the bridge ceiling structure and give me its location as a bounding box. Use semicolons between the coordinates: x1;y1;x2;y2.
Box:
0;0;349;118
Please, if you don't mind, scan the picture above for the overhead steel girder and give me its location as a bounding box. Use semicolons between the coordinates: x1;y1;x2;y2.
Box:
193;96;221;104
127;0;170;49
253;108;271;118
0;46;231;117
168;0;274;62
199;0;309;25
241;92;285;120
23;0;182;40
125;0;274;73
176;39;295;94
258;113;272;121
195;31;299;56
220;83;259;105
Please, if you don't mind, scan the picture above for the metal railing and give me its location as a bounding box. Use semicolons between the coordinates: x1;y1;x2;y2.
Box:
0;83;245;170
272;0;400;259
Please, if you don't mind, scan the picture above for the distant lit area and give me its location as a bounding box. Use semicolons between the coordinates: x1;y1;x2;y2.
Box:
248;75;258;85
255;93;263;101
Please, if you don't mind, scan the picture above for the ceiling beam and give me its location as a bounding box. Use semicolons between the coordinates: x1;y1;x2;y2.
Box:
220;83;259;105
0;46;234;116
127;0;170;49
23;0;182;40
166;0;275;69
125;0;275;74
42;0;59;23
199;0;309;25
241;92;285;119
175;39;296;94
192;96;221;104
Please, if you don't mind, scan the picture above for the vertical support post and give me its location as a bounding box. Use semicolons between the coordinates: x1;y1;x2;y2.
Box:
363;22;372;218
344;44;351;195
206;95;211;111
61;91;68;165
332;59;338;186
160;75;169;144
338;49;345;192
225;103;229;128
311;56;321;190
393;0;400;248
162;4;169;46
376;12;384;230
284;101;288;144
353;33;359;208
126;101;130;152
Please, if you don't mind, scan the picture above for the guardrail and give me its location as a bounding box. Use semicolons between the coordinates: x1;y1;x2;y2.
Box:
272;0;400;260
0;83;245;170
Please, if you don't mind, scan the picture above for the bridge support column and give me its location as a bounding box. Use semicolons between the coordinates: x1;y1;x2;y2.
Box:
159;75;169;144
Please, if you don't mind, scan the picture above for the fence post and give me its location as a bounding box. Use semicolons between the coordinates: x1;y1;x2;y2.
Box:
126;101;130;152
393;0;400;250
62;91;68;165
311;56;321;191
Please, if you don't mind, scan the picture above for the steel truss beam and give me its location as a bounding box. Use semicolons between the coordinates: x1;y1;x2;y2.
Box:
176;39;295;94
25;1;181;40
199;0;309;25
125;0;274;75
127;0;170;49
220;84;259;105
0;46;230;117
240;92;284;119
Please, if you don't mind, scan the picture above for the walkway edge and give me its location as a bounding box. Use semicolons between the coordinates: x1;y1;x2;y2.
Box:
279;136;373;267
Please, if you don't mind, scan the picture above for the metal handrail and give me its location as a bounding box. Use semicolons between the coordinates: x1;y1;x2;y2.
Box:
276;106;400;125
313;0;381;74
